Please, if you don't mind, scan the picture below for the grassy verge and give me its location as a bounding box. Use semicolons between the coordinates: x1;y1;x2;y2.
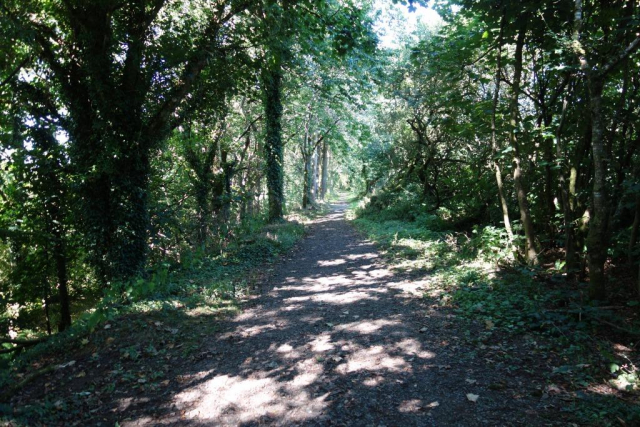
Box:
350;199;640;426
1;215;309;423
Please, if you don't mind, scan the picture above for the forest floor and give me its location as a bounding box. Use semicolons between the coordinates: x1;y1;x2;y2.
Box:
6;201;593;426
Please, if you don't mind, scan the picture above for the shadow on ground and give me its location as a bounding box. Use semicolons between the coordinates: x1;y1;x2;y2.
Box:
10;203;563;426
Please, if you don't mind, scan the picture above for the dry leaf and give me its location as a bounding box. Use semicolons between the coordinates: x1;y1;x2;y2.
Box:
466;393;479;402
484;320;495;330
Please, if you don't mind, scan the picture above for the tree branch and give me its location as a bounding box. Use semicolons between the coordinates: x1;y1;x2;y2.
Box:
600;35;640;77
0;56;31;88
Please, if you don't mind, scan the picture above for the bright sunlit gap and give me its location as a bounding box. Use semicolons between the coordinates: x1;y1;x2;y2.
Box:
373;0;444;49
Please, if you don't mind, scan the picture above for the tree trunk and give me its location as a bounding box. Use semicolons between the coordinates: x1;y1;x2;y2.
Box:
510;22;538;264
54;238;72;331
543;117;556;243
195;180;210;246
312;144;319;201
303;153;313;208
32;124;73;330
262;62;285;221
555;92;578;275
490;12;514;243
586;78;608;300
629;194;640;264
320;139;329;200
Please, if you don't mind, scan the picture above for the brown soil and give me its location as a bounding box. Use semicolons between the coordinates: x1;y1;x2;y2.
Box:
8;202;567;426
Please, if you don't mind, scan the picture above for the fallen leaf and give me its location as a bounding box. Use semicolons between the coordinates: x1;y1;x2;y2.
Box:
465;379;477;385
466;393;479;402
325;322;334;328
80;338;89;346
419;327;428;333
484;320;495;330
426;401;439;408
103;324;111;330
546;384;561;394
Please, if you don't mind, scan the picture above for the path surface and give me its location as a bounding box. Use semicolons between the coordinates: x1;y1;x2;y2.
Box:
127;202;557;426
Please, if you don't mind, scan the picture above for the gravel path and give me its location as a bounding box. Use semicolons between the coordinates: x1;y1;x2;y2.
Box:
126;202;559;426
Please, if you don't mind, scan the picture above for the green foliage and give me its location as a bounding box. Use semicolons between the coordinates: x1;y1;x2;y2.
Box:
353;196;640;425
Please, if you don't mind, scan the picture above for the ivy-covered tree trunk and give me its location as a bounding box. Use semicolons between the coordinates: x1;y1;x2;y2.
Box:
262;62;285;221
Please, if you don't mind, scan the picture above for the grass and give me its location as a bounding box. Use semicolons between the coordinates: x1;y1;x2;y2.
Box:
349;197;640;426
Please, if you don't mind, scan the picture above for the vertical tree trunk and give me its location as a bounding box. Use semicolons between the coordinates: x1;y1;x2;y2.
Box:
320;139;329;200
301;110;313;209
303;154;313;208
42;282;52;336
629;194;640;264
490;12;514;243
586;78;609;299
555;92;578;274
542;117;556;243
312;145;319;201
510;22;538;264
262;63;285;221
31;124;73;330
54;237;72;331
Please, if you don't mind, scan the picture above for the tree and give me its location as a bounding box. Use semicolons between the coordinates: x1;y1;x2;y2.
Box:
1;0;251;283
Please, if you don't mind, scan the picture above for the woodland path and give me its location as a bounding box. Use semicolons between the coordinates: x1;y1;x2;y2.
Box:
125;202;561;426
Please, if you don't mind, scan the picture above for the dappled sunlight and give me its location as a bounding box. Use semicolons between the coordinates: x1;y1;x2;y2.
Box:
317;259;347;266
314;290;381;304
336;345;409;374
387;278;429;297
173;374;327;425
398;399;423;413
117;202;488;426
395;338;436;359
345;252;379;260
309;333;336;353
335;318;400;334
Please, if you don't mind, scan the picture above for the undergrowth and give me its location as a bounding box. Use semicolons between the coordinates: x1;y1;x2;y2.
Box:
0;216;307;398
351;196;640;426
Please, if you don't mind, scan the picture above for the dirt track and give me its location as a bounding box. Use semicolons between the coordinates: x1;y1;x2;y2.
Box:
119;202;560;426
